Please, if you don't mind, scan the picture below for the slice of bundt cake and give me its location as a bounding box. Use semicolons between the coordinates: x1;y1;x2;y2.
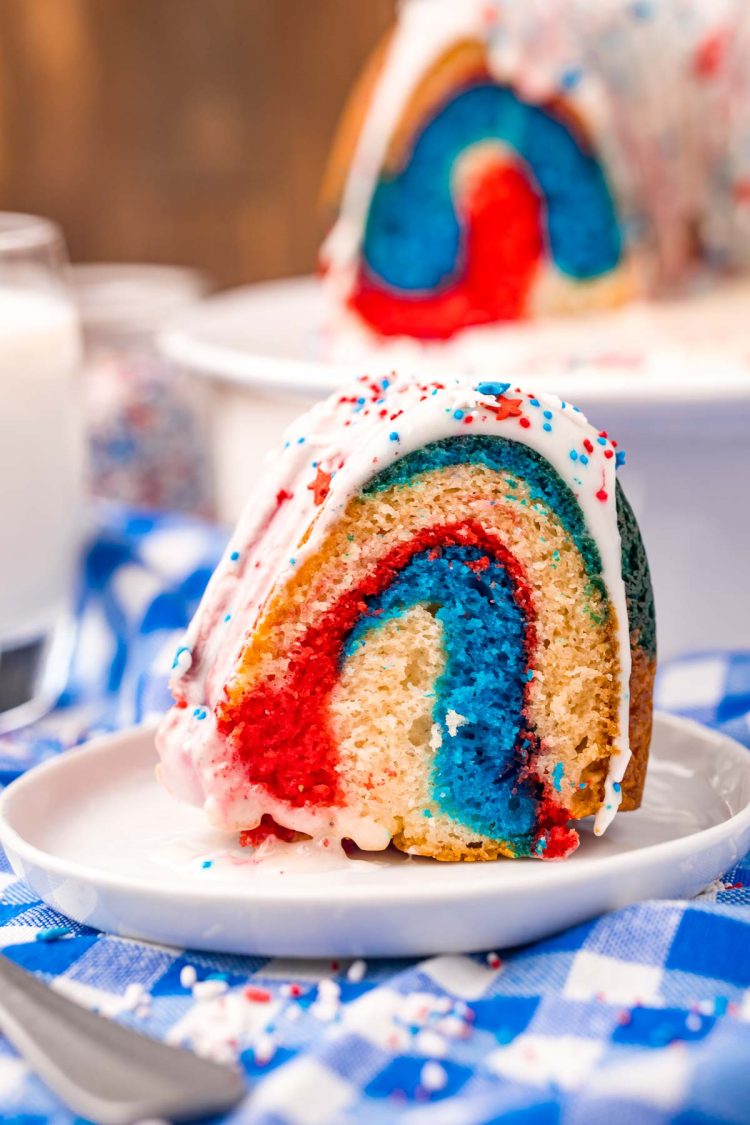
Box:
157;373;655;861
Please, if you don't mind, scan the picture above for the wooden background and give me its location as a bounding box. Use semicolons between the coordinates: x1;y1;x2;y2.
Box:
0;0;395;287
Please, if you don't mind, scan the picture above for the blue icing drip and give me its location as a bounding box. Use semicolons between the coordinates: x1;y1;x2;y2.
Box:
344;545;538;846
363;82;621;291
364;435;605;596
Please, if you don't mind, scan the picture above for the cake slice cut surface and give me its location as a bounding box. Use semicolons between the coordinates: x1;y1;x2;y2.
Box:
157;373;655;861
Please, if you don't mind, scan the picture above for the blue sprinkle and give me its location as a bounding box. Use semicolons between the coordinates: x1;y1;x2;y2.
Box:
543;410;553;420
529;398;540;407
569;450;579;461
172;645;191;670
535;837;548;855
290;558;296;566
224;614;232;623
580;454;589;465
543;423;552;433
36;926;72;942
201;860;213;869
597;436;607;446
613;781;622;793
381;377;390;389
552;763;564;793
423;809;432;818
579;782;587;790
297;436;305;444
207;972;229;982
525;669;534;681
357;397;366;404
453;409;465;420
193;707;207;720
573;405;582;413
616;450;627;468
312;461;318;468
389;431;400;442
715;996;729;1017
284;441;290;449
475;381;511;397
561;66;583;90
229;550;240;562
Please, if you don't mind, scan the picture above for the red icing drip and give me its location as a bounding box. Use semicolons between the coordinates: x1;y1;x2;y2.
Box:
350;161;544;339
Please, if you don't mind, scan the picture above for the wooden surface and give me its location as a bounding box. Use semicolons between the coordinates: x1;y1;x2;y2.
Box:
0;0;395;286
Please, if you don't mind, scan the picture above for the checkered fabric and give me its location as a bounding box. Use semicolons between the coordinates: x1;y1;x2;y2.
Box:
1;508;749;1125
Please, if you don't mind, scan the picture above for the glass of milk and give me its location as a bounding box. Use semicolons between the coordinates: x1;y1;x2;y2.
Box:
0;214;83;732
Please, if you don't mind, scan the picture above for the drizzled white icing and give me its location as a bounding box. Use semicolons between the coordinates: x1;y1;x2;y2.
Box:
157;371;634;841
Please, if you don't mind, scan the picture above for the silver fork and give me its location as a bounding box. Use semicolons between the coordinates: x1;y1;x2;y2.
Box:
0;951;247;1124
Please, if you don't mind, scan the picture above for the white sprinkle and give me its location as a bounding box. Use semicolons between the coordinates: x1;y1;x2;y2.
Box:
429;723;443;751
445;710;468;737
415;1029;448;1057
254;1032;277;1066
180;965;197;989
421;1061;448;1092
347;959;367;983
318;979;341;1002
311;978;341;1022
123;983;146;1011
192;979;229;1001
686;1013;702;1032
437;1014;469;1039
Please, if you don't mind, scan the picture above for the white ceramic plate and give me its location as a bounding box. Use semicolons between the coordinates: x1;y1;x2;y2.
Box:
1;714;749;958
159;274;750;405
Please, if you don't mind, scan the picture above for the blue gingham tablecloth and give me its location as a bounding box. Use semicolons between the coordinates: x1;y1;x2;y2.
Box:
1;507;749;1125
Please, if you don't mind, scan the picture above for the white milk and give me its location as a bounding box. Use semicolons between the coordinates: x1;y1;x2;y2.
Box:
0;287;83;645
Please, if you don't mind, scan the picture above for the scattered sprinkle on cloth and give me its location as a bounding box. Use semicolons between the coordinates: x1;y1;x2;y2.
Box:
1;507;749;1124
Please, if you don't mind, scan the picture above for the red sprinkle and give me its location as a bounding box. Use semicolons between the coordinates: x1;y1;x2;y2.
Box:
244;986;272;1003
276;489;293;505
519;417;531;429
596;489;608;502
583;439;594;454
307;466;332;506
604;449;614;459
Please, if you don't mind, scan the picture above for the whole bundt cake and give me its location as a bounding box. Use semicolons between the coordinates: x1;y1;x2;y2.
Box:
322;0;750;340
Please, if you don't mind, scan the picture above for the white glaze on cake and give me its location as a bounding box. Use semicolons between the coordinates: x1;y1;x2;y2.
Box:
157;373;632;841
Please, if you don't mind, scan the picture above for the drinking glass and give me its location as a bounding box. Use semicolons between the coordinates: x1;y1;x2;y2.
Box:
0;214;84;731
